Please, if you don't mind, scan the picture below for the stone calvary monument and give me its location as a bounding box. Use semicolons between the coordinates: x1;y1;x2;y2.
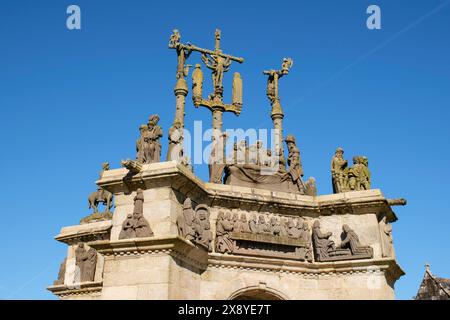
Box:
48;29;406;300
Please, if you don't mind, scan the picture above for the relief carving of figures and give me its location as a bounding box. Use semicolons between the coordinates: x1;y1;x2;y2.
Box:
340;225;373;257
75;243;97;283
312;221;336;262
193;204;213;251
287;218;300;238
119;189;153;239
53;258;67;285
215;211;236;253
249;213;258;234
257;215;272;234
176;198;196;241
271;217;287;237
380;214;394;258
234;213;251;233
285;135;306;193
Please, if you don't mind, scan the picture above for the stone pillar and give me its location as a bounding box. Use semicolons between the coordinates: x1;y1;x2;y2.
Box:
167;77;188;161
212;107;224;133
271;99;285;170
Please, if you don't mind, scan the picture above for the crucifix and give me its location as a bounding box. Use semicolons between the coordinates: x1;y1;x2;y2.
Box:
263;58;293;171
190;29;244;133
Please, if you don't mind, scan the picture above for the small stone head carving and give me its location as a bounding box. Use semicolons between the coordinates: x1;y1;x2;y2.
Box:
313;220;321;229
239;213;247;222
148;114;160;126
183;198;192;209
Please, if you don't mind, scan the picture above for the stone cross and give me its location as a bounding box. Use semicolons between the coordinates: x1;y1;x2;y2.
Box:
190;29;244;133
263;58;293;170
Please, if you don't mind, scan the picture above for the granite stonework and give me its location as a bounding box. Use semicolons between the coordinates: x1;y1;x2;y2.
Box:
48;161;404;300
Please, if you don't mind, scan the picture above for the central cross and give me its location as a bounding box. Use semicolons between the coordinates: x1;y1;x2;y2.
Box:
190;29;244;133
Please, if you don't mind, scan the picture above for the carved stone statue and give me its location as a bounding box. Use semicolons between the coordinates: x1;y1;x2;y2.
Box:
312;221;336;262
209;132;227;183
75;243;97;283
136;124;150;163
100;162;110;178
146;115;163;163
331;147;349;193
348;156;371;191
53;258;67;285
166;120;183;161
119;189;153;239
87;186;113;215
285;135;306;193
232;72;243;108
176;198;196;241
215;211;235;253
305;177;317;196
193;204;213;251
192;64;203;103
121;159;143;174
119;214;135;239
340;225;373;257
271;217;287;237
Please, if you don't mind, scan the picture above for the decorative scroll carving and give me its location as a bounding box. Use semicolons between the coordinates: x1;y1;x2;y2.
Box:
119;189;153;239
75;243;97;283
312;220;373;262
53;258;67;285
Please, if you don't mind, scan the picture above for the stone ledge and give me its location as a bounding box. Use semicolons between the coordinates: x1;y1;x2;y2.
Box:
55;220;112;245
97;161;398;221
207;253;404;281
88;236;209;272
47;281;103;297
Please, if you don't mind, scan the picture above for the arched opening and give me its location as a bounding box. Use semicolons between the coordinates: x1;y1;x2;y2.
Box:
229;287;287;300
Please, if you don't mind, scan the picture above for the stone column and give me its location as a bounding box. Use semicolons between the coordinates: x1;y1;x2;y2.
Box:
271;99;285;170
167;78;188;161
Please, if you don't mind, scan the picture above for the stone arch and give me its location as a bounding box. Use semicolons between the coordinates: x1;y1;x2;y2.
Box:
228;285;289;300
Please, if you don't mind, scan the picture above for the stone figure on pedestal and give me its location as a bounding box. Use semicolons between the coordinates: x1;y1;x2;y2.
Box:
119;189;153;239
285;135;306;193
166;120;183;161
215;211;235;253
331;147;349;193
348;156;371;191
147;115;163;163
137;124;150;164
305;177;317;196
75;243;97;283
209;133;227;183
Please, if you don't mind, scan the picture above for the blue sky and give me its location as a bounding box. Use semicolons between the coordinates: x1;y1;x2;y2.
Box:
0;0;449;299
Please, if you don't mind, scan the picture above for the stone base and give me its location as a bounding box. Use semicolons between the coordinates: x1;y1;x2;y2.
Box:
49;161;404;300
80;211;113;225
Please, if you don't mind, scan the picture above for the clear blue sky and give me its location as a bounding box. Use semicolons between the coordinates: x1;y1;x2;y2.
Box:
0;0;449;300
